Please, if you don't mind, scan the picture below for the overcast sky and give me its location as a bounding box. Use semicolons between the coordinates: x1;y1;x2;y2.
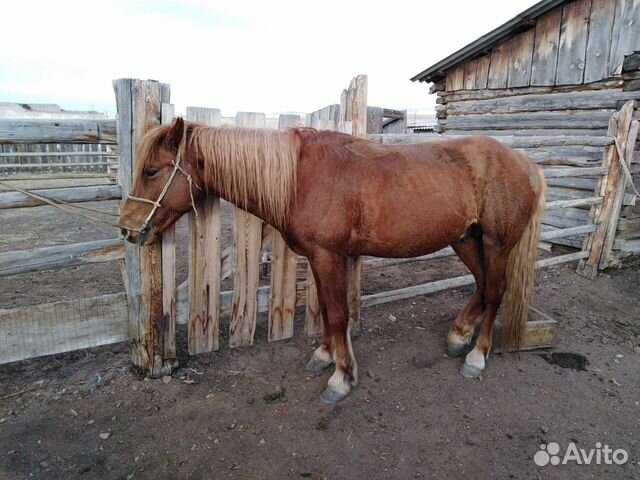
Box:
0;0;537;117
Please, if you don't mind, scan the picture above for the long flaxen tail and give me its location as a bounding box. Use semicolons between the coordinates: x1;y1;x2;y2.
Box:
500;167;546;352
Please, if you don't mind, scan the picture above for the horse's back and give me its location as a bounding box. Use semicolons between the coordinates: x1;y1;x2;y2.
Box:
291;131;542;257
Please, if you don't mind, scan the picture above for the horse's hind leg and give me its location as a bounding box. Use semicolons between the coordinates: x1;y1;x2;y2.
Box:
448;236;486;357
307;250;357;404
460;237;509;378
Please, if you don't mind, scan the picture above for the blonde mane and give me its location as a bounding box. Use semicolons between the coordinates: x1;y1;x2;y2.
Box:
189;125;300;230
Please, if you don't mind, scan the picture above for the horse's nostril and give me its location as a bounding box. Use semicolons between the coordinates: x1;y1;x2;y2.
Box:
120;228;128;238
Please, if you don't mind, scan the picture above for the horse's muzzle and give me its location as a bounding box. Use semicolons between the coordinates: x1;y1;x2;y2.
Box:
121;226;150;245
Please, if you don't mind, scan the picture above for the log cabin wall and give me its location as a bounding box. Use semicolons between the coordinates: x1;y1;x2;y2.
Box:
431;0;640;262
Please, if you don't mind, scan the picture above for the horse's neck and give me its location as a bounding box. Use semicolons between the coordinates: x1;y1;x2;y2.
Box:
192;129;285;229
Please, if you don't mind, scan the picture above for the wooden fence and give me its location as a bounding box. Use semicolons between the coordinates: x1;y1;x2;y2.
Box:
0;76;636;373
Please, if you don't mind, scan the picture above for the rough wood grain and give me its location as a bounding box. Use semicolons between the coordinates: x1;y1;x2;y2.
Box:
609;0;640;75
508;29;535;88
0;119;117;145
445;90;637;116
494;308;558;352
531;8;563;86
347;75;367;330
475;55;491;90
0;239;123;277
464;59;477;90
555;0;591;85
0;293;128;365
488;39;512;89
229;112;265;347
267;114;301;342
304;264;323;336
268;231;297;341
114;78;172;377
185;107;221;354
442;78;621;102
160;104;177;363
577;109;623;277
445;110;612;130
600;116;639;268
0;184;121;209
446;64;465;91
584;0;616;83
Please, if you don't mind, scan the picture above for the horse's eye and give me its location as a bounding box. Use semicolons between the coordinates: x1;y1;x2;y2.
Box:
144;169;159;178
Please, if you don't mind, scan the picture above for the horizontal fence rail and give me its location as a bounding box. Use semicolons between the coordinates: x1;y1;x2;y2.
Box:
0;119;117;145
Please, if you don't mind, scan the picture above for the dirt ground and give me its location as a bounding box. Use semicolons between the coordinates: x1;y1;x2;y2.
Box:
1;203;640;480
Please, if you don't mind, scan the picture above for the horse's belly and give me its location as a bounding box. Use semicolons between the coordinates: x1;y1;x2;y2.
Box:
356;203;472;258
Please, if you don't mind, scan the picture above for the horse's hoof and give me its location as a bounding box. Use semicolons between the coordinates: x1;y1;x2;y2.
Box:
460;362;483;378
320;387;349;405
447;344;469;358
305;358;332;374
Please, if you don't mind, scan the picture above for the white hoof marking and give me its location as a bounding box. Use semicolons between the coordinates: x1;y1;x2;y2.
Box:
464;347;486;371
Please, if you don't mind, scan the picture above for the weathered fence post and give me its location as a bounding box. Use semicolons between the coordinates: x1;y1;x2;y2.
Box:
268;114;301;341
577;101;637;278
160;103;177;365
113;78;176;377
185;107;222;354
229;112;265;347
347;75;367;332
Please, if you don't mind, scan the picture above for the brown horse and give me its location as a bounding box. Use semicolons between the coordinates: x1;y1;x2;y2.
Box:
119;118;546;404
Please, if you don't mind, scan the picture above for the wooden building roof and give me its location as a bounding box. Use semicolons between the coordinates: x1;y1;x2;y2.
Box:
411;0;640;86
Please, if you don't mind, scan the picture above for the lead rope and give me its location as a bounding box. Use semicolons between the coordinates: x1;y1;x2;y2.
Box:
0;181;122;228
0;128;203;232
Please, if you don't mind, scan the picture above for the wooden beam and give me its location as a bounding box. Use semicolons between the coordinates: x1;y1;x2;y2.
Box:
159;104;177;364
0;184;121;209
0;239;123;277
555;0;591;86
578;103;635;277
444;111;612;130
583;0;616;83
0;293;128;365
0;119;117;144
229;112;264;347
530;8;562;86
599;117;639;268
494;307;558;352
113;78;174;377
347;75;367;331
185;107;222;354
362;251;587;309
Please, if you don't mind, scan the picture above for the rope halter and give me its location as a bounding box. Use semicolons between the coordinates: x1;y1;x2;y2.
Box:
125;127;201;234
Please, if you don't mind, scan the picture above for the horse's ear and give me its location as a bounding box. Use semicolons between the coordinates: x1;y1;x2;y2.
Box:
166;117;185;149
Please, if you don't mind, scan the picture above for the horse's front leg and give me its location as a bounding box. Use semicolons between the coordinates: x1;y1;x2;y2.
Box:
305;267;333;373
308;250;357;404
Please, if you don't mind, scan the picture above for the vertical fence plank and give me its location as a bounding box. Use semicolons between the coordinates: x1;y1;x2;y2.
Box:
267;114;301;342
113;78;173;377
185;107;222;354
160;103;177;364
305;264;323;336
347;75;367;331
577;101;635;277
229;112;265;347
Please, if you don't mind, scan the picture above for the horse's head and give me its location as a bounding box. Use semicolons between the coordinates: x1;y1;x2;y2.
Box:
119;117;203;245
